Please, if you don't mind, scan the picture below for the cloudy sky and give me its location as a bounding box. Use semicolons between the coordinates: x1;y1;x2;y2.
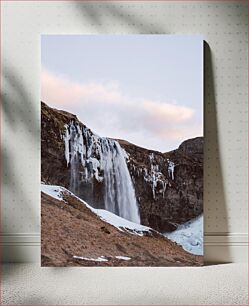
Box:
41;35;203;152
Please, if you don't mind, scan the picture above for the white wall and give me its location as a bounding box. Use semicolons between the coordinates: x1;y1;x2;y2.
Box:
1;1;248;263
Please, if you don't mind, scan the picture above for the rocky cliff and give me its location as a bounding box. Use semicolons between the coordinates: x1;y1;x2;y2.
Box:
120;137;203;232
41;101;203;232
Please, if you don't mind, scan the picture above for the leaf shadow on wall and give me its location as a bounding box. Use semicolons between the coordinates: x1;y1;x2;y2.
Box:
204;42;230;263
1;66;40;267
74;2;166;34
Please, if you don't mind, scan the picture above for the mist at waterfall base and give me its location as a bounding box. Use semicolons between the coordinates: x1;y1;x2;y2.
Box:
64;120;140;224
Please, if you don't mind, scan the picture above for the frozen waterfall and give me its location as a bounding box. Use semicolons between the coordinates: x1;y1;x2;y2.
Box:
63;121;140;224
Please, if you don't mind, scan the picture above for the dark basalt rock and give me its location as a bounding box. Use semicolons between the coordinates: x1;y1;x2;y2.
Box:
120;138;203;231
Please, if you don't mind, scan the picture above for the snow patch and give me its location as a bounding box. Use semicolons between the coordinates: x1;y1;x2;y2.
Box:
41;184;151;236
164;215;203;256
73;255;131;262
95;208;150;236
73;255;108;262
115;256;131;261
41;184;65;201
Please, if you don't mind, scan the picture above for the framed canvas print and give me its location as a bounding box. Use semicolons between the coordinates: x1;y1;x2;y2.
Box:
41;35;204;267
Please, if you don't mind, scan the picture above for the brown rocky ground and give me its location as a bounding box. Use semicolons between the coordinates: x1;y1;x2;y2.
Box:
41;190;203;267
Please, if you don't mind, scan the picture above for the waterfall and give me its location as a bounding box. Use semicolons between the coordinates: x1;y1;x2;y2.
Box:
63;121;140;224
101;139;140;223
64;122;81;195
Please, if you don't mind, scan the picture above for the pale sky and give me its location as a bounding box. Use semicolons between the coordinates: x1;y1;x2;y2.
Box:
41;35;203;152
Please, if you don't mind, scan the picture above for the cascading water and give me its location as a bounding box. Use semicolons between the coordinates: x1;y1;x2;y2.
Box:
101;139;140;223
63;121;140;224
64;122;81;195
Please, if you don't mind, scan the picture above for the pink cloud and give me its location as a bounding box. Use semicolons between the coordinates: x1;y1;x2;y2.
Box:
41;69;122;107
41;69;202;151
142;100;194;125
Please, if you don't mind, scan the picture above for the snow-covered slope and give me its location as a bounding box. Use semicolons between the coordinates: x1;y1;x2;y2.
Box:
164;215;203;256
41;184;151;236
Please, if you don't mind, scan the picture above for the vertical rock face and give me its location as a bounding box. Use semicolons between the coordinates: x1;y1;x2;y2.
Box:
120;138;203;232
41;102;203;232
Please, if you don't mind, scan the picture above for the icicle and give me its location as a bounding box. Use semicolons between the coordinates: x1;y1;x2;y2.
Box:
85;167;88;181
167;159;175;180
63;124;70;167
76;124;85;166
162;181;167;198
149;153;154;162
152;173;157;200
88;157;103;182
122;148;129;159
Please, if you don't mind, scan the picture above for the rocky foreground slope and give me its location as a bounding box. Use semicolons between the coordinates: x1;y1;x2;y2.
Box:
41;101;203;232
41;186;202;266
